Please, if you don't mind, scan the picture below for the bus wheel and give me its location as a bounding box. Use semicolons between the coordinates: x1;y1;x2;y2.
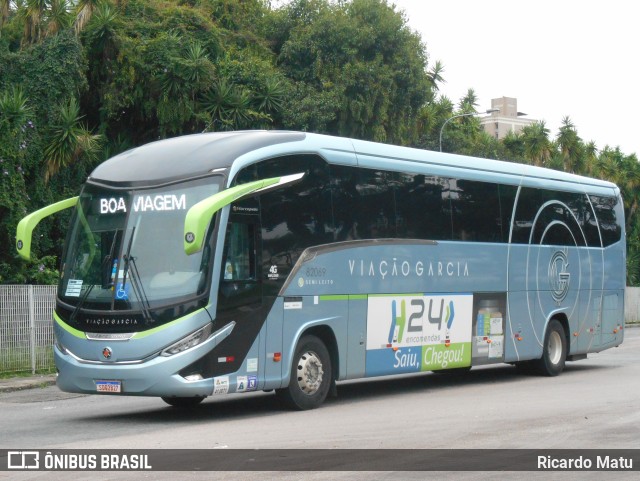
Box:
533;319;567;376
161;396;205;408
277;335;332;410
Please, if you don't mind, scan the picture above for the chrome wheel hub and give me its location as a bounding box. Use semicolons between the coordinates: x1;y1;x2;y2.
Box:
296;351;324;395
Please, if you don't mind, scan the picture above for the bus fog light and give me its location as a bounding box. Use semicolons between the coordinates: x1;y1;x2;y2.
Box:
161;323;213;357
184;374;203;381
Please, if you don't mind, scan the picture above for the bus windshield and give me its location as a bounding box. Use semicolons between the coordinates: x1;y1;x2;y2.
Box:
58;177;222;312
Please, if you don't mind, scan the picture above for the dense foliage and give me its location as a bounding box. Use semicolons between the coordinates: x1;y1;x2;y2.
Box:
1;0;638;285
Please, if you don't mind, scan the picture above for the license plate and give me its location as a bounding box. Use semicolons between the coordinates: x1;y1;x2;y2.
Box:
95;380;122;393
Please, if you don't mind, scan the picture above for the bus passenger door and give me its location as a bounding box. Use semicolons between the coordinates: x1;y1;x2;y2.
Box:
215;209;263;376
346;295;367;379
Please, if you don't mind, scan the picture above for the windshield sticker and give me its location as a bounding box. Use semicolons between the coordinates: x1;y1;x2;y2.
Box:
65;279;83;297
115;282;130;301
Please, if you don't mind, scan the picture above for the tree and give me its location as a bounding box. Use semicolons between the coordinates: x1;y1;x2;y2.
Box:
0;85;34;283
520;121;552;167
556;116;584;173
200;78;268;131
43;97;102;183
21;0;48;45
46;0;72;37
272;0;431;144
73;0;102;34
1;0;11;34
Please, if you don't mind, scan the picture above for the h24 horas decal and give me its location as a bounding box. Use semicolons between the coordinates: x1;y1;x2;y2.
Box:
365;294;473;376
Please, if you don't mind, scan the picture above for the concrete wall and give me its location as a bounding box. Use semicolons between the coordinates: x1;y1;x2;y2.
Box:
626;287;640;324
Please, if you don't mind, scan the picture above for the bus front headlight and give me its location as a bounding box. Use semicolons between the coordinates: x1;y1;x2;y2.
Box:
160;323;213;357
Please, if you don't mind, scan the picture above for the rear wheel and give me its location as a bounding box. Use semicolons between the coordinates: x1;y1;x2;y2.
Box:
532;319;567;376
277;335;332;410
161;396;205;408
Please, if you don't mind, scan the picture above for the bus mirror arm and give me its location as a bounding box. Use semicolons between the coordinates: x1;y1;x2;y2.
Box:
16;196;79;261
183;173;304;255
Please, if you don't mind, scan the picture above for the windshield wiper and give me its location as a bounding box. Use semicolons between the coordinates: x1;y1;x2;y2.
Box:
102;229;119;289
69;235;117;323
121;227;153;324
69;283;95;324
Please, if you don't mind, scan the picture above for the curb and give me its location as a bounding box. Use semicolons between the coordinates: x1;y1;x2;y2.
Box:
0;375;57;394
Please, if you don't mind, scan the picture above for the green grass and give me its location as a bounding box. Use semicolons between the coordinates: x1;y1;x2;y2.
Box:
0;346;55;377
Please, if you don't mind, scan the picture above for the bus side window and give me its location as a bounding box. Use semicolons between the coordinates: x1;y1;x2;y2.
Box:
589;194;623;247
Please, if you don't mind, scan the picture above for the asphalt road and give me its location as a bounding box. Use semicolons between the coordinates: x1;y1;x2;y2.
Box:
1;328;639;480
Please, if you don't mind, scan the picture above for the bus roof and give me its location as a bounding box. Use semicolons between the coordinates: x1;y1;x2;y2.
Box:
88;130;618;194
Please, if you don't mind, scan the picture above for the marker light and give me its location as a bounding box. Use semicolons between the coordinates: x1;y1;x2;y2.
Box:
161;323;213;356
273;352;282;362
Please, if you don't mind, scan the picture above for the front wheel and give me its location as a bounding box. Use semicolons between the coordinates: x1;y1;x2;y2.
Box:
161;396;205;408
532;319;567;376
277;335;332;410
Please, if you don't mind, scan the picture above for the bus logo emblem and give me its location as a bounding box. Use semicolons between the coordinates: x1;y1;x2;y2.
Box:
549;250;570;304
102;347;112;360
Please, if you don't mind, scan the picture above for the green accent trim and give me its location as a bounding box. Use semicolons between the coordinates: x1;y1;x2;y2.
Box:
54;311;85;339
319;295;350;301
54;308;207;339
369;293;423;298
133;308;207;338
349;295;368;300
184;177;280;255
16;197;78;261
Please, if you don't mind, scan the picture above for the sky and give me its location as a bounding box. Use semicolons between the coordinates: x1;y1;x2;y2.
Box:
391;0;640;156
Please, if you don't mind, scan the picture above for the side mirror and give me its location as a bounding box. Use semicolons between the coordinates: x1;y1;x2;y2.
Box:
183;173;304;255
16;196;78;261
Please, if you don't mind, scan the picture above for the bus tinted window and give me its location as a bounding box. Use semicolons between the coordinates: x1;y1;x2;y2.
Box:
589;194;623;246
395;173;452;241
355;170;396;239
498;184;518;243
451;180;514;242
256;155;334;290
513;188;596;246
329;165;359;241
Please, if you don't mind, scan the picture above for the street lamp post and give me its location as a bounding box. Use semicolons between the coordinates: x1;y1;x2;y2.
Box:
439;108;500;152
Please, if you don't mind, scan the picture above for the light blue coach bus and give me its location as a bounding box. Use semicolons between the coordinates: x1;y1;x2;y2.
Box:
16;131;625;409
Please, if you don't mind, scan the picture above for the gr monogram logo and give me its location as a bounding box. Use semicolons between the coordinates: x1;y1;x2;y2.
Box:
549;249;571;304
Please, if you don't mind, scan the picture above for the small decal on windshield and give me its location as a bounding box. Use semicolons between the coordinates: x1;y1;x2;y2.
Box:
115;282;130;301
65;279;83;297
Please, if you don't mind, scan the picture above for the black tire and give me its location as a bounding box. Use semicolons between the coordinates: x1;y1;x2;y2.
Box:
532;319;567;376
161;396;205;408
277;335;332;410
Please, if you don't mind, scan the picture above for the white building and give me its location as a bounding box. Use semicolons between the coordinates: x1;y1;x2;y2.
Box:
480;97;535;139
